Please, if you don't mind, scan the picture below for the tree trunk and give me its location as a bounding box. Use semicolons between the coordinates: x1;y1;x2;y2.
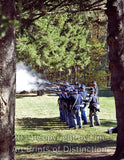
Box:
70;67;72;84
106;71;110;87
106;0;124;159
0;0;16;159
76;65;79;82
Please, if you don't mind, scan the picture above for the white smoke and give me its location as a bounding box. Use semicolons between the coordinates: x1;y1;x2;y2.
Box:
16;62;45;93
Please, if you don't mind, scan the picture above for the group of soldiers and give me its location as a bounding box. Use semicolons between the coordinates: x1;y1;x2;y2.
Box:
56;81;101;129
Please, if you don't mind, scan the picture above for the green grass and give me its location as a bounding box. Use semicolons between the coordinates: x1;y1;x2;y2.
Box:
15;93;117;160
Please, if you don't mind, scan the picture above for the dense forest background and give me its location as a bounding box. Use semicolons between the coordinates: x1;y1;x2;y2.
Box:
15;0;109;87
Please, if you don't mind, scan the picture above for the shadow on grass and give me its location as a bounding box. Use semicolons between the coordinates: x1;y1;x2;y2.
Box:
53;155;115;160
16;117;70;130
16;117;117;131
16;140;116;159
100;119;117;128
16;117;117;159
54;156;115;160
16;155;115;160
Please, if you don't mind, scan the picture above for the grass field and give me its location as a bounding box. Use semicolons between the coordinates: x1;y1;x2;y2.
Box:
15;91;117;160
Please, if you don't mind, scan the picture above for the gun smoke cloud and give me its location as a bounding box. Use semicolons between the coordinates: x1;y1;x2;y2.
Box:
16;61;45;93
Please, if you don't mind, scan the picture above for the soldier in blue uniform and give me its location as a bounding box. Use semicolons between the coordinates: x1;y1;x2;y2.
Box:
64;87;73;127
56;87;66;122
91;81;98;96
108;126;117;134
84;87;100;127
69;89;82;129
61;88;70;125
57;90;65;122
79;84;88;124
74;81;81;91
67;90;75;128
57;86;74;128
